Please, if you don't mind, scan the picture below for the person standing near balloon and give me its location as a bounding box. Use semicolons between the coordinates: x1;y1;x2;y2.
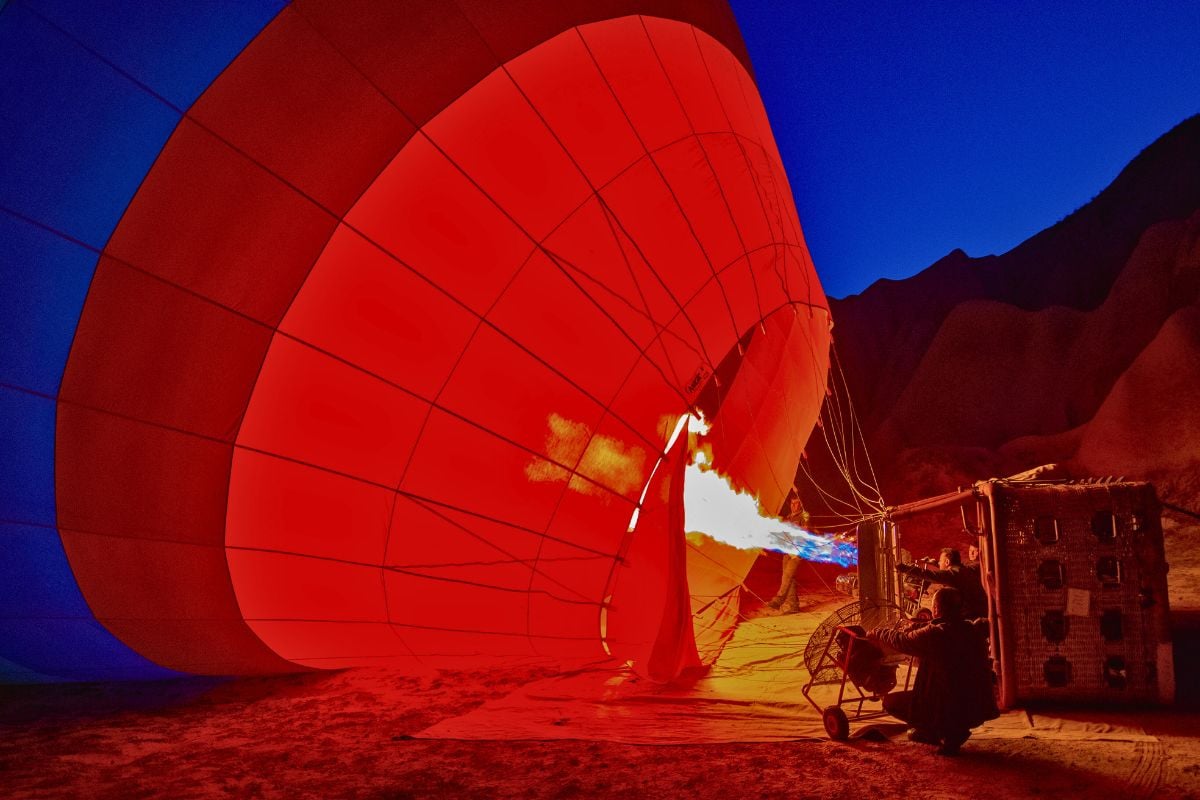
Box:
766;493;808;613
896;547;988;620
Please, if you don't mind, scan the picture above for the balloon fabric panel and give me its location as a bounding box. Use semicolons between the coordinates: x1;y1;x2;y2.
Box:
486;250;646;405
186;7;416;214
0;4;184;248
223;14;802;667
0;217;96;396
278;225;481;399
451;0;751;73
505;30;648;190
1;0;830;682
343;134;538;317
101;120;342;326
236;334;430;489
291;0;502;129
423;69;595;242
0;0;285;681
23;0;288;110
227;449;394;566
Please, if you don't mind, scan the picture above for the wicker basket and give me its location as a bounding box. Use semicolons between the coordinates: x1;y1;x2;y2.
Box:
990;481;1173;705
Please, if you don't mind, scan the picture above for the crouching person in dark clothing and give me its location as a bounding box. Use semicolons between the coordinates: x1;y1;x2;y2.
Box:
867;587;998;755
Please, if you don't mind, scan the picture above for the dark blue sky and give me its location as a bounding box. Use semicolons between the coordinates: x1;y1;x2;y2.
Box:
730;1;1200;299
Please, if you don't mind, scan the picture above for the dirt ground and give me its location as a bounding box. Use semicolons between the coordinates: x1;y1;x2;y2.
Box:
3;616;1199;800
3;519;1197;800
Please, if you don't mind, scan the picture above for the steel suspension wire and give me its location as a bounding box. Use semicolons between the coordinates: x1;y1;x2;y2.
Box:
714;339;887;655
789;339;888;536
831;345;885;504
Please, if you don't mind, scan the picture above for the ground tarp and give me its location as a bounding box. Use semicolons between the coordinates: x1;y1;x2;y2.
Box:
417;602;1158;744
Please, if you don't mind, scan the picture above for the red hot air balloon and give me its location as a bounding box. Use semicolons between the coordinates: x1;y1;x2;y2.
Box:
3;0;830;683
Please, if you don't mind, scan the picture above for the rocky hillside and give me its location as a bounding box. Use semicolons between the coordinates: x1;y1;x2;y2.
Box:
821;115;1200;503
803;116;1200;584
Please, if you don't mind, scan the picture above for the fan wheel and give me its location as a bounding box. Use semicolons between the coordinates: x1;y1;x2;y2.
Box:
823;705;850;740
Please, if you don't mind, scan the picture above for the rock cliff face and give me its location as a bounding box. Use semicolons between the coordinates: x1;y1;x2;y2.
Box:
820;115;1200;512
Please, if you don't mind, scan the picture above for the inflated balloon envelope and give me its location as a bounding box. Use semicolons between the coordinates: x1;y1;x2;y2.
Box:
0;0;834;683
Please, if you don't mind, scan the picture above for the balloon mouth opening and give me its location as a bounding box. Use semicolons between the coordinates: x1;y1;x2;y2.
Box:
678;414;858;567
